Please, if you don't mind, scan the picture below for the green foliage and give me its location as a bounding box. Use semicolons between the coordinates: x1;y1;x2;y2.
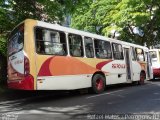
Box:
71;0;160;46
5;0;65;24
0;0;84;84
0;35;7;56
71;0;97;32
0;0;83;55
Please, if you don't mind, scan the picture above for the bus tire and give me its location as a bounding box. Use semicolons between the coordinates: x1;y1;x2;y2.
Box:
138;72;146;85
152;76;155;80
92;74;106;94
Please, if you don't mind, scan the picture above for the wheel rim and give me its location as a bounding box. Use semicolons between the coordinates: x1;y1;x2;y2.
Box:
96;79;103;91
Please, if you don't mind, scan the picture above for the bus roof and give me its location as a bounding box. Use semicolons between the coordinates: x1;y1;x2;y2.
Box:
24;19;148;50
149;49;160;51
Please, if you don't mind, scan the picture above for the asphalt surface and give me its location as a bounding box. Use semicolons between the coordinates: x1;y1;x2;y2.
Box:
0;80;160;120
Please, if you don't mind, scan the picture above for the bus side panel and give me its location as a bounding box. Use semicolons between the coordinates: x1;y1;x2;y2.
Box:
36;56;98;90
37;75;92;90
77;58;128;85
35;56;115;90
102;60;127;85
24;19;37;90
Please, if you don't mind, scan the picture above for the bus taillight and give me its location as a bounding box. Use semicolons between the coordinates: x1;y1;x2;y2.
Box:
24;56;30;75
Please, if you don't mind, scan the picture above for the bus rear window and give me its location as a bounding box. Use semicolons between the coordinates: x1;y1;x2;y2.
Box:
149;51;157;63
8;24;24;56
149;51;157;59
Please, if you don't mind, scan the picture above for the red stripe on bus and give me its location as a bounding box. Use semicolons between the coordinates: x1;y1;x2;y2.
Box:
8;74;34;90
38;56;99;76
38;57;53;76
96;60;113;70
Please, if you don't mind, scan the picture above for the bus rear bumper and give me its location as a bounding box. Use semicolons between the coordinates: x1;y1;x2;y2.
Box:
7;75;34;90
153;68;160;78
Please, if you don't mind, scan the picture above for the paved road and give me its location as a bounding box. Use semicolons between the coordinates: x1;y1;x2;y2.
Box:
0;80;160;120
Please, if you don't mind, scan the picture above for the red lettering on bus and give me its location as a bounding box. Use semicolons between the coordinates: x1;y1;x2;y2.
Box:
112;64;125;69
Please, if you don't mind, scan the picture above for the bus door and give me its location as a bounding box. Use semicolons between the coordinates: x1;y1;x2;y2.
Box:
146;52;153;79
124;48;133;82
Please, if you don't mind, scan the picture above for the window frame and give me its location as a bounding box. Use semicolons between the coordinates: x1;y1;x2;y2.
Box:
84;36;94;58
94;39;112;59
112;42;124;60
131;47;137;61
68;33;84;57
34;26;67;56
8;23;24;56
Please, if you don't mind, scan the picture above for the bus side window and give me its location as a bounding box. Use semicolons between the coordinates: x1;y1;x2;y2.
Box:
37;41;45;53
94;39;112;59
84;37;94;58
60;32;67;55
131;47;136;61
35;27;67;55
112;43;124;60
36;28;45;53
68;34;84;57
50;31;67;55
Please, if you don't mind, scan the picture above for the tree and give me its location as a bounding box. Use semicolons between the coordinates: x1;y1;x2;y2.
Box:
0;0;82;84
0;0;79;55
4;0;66;25
71;0;104;34
71;0;160;46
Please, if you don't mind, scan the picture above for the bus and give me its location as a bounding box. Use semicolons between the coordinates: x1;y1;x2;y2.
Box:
149;49;160;79
7;19;153;93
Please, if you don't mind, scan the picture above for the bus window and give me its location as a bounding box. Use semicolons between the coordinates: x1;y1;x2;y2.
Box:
149;51;157;62
68;33;84;57
35;27;67;55
131;47;136;61
149;51;157;59
112;43;124;60
8;24;24;56
136;48;145;61
94;39;112;59
84;37;94;58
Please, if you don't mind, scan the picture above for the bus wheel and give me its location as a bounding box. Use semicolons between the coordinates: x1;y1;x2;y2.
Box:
152;76;155;80
92;74;105;94
138;72;146;85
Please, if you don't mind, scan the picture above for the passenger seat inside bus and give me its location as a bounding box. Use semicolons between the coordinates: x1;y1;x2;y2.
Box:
72;46;81;56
